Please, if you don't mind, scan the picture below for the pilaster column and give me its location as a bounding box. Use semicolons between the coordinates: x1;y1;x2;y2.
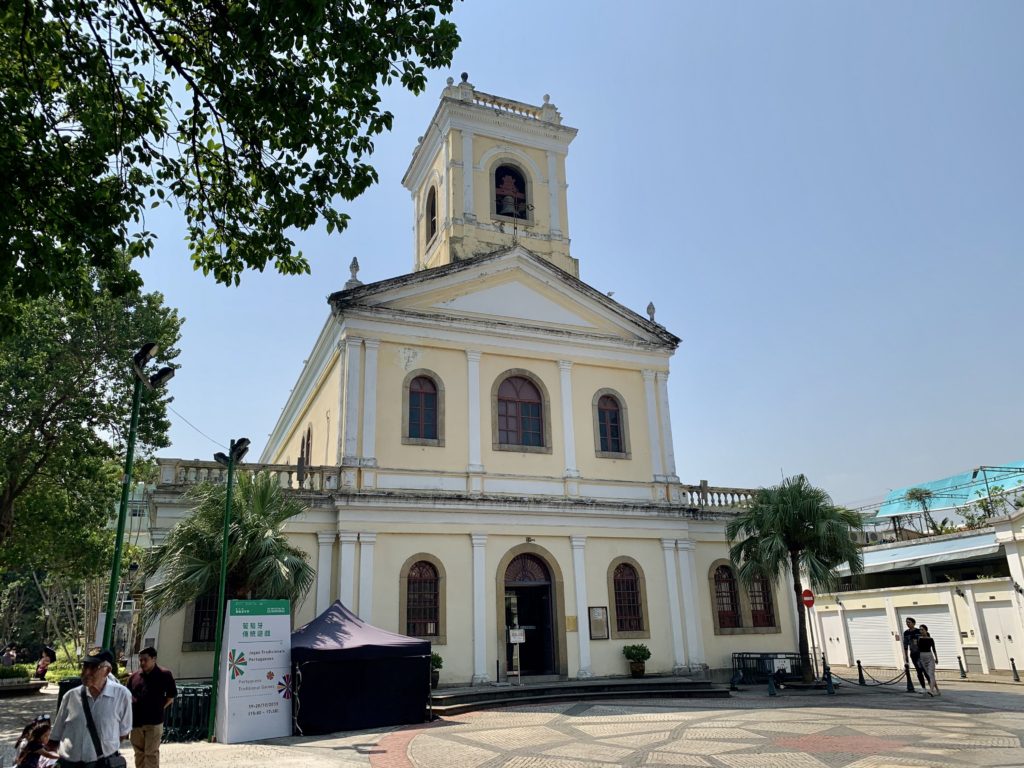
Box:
358;533;376;622
546;151;562;236
675;540;705;667
570;536;592;678
462;130;475;221
661;538;687;673
466;351;484;476
315;532;336;616
342;338;362;464
642;370;665;480
360;340;379;467
471;533;489;683
655;371;679;481
558;361;579;480
335;343;347;462
338;531;358;609
964;587;991;673
883;597;904;668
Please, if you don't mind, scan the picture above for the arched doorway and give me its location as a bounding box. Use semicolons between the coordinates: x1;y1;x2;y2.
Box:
504;553;555;676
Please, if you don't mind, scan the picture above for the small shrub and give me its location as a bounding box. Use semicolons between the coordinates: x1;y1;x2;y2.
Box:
622;644;651;663
430;652;443;671
0;664;32;680
45;663;81;681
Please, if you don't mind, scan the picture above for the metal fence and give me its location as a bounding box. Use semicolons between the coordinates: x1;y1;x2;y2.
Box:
163;683;212;743
731;652;805;684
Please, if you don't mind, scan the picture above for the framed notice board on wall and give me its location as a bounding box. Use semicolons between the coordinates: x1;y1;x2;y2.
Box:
589;606;609;640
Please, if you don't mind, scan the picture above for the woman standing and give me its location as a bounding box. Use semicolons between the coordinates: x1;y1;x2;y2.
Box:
917;624;940;696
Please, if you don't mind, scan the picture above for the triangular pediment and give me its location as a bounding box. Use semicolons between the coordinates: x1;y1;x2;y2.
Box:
329;247;679;348
430;279;596;328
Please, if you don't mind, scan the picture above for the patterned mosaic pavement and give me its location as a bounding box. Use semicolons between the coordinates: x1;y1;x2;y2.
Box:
382;687;1024;768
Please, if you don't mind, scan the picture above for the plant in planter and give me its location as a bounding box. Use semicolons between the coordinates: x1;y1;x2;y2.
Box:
430;652;443;689
622;644;651;678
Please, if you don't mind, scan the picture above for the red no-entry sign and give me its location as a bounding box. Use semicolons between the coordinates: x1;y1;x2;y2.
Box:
801;589;815;608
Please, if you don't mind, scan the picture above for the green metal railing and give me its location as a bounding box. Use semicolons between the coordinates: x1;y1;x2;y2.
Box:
163;683;212;743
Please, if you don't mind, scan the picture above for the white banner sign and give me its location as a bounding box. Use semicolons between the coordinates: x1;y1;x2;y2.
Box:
215;599;292;743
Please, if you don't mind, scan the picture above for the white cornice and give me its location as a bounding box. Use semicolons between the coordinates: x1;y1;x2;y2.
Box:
403;97;577;192
338;311;671;367
260;314;342;462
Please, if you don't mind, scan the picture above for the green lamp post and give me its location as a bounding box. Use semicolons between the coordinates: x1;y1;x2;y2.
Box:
102;343;175;651
208;437;250;741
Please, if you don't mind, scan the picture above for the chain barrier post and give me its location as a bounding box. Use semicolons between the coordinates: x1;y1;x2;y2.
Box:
767;673;777;697
904;664;915;692
956;656;967;679
856;660;866;685
1011;658;1021;683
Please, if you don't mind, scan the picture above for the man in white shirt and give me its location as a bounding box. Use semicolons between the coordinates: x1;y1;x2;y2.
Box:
48;647;132;767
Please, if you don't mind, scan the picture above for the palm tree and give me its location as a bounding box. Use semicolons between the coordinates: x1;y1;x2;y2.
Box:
727;474;863;683
141;471;315;626
905;487;937;533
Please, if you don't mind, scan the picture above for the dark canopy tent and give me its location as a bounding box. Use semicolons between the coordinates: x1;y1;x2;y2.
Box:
291;600;430;734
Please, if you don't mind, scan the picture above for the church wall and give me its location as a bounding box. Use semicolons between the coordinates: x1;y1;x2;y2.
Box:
416;139;450;270
571;364;656;483
479;354;563;477
372;532;476;684
691;542;798;670
373;341;468;472
583;536;676;676
291;532;319;629
268;359;340;467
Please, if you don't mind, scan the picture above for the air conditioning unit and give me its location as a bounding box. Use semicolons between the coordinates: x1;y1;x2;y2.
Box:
868;532;880;542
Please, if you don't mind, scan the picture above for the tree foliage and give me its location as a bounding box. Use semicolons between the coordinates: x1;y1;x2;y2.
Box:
141;471;315;626
727;474;863;683
0;272;181;551
0;0;460;330
905;487;939;534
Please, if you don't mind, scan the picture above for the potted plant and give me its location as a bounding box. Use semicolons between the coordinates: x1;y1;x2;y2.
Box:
430;652;443;689
622;644;651;678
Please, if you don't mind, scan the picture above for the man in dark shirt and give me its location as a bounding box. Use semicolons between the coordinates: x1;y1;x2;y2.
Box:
902;617;927;690
126;647;177;768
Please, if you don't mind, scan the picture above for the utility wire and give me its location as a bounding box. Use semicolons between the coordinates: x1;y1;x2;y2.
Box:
167;405;229;450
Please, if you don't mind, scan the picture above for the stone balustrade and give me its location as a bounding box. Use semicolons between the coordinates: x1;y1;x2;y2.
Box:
471;89;544;119
679;484;756;509
156;460;755;512
157;459;338;491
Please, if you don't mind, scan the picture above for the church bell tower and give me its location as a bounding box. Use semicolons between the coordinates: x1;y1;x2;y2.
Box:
401;74;579;276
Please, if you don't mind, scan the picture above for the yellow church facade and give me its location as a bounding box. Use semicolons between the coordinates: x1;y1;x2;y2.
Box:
146;77;799;684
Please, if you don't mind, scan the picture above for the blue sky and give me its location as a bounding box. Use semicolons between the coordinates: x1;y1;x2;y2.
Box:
137;2;1024;507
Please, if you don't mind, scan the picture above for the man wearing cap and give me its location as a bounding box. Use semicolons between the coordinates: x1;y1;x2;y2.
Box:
48;647;132;767
126;647;177;768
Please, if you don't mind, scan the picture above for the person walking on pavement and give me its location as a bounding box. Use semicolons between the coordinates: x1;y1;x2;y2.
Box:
917;624;941;696
47;647;131;767
126;647;177;768
902;617;928;691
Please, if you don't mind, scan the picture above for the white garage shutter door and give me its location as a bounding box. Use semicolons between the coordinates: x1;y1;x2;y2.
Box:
819;612;849;666
845;609;896;667
897;606;959;670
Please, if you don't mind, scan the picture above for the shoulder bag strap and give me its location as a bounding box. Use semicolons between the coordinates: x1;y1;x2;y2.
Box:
81;686;105;759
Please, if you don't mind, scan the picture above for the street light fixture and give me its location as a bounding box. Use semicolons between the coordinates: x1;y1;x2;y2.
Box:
102;344;175;650
208;437;250;741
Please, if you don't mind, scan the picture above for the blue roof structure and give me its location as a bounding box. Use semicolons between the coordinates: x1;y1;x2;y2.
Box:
836;530;1000;575
874;461;1024;519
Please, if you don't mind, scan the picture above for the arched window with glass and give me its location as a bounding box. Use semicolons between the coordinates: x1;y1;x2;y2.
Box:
714;565;741;629
613;563;644;632
749;575;776;628
408;376;438;440
406;560;439;637
497;376;543;447
425;186;438;243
